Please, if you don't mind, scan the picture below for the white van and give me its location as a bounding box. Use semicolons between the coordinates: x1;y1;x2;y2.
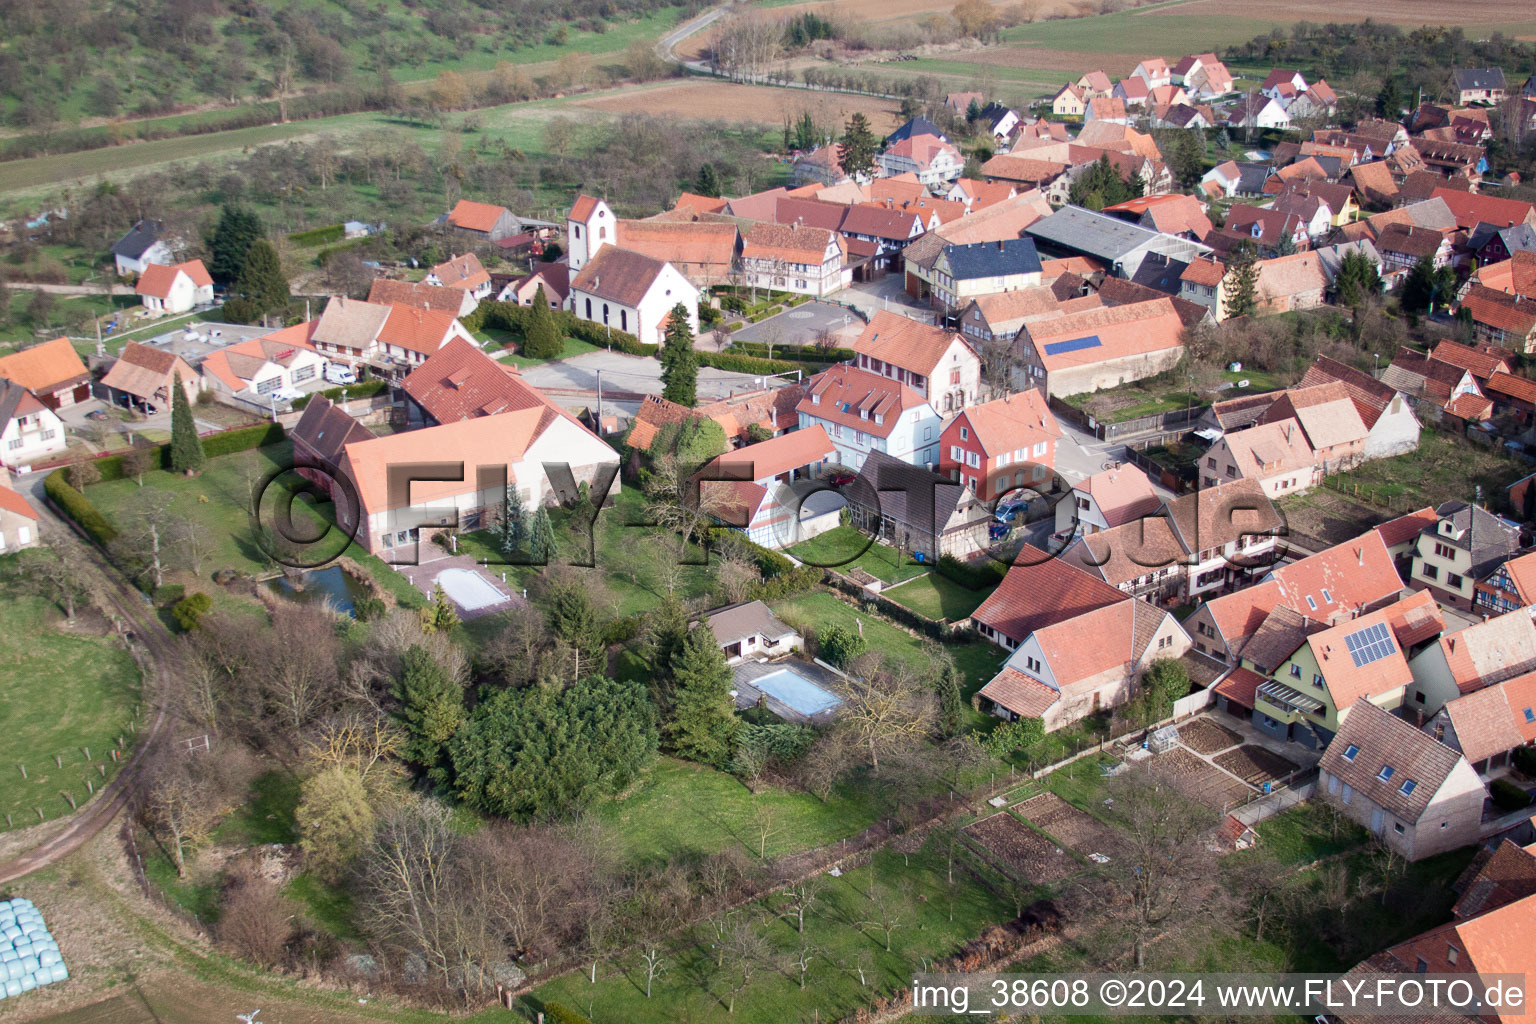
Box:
324;362;358;386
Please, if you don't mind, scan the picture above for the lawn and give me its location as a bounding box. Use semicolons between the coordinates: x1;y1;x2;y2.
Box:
1253;801;1370;866
1323;427;1531;513
0;585;142;831
881;570;992;622
529;845;1010;1024
83;438;423;610
597;757;879;865
492;332;603;368
786;524;928;584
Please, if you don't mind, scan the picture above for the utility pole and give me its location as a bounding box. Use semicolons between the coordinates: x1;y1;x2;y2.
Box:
596;369;603;430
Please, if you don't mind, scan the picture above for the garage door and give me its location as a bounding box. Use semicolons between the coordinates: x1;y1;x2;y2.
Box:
72;384;91;404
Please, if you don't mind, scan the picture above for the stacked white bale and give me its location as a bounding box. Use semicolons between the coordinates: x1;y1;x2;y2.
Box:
0;898;67;1000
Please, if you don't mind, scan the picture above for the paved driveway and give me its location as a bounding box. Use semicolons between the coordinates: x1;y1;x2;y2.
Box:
514;350;806;401
733;302;863;347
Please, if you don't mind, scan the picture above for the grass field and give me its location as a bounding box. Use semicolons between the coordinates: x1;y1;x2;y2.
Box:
786;525;929;584
597;757;879;864
1323;427;1530;513
0;585;141;832
530;845;1007;1024
881;570;992;622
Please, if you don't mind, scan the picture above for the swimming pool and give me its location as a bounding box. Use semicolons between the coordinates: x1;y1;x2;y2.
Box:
434;567;508;612
754;668;844;716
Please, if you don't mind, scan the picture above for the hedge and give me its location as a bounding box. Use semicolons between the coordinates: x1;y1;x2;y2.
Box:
542;1004;592;1024
90;422;287;481
825;572;958;638
739;536;822;600
291;380;388;410
729;342;854;363
1515;745;1536;777
288;224;345;246
935;553;1006;591
462;301;648;356
45;469;117;547
697;351;804;377
1491;777;1533;812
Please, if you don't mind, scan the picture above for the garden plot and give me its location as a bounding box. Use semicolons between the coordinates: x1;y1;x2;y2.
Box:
1012;793;1121;857
1214;745;1301;787
1152;747;1254;810
964;812;1078;883
1178;718;1241;755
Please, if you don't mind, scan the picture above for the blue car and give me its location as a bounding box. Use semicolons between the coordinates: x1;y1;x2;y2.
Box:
994;501;1027;523
989;521;1012;540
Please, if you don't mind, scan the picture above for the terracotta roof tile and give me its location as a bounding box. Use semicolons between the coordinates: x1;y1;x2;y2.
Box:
1077;465;1160;527
703;425;836;483
569;246;672;308
376;304;462;356
953;391;1060;457
1319;700;1465;821
402;338;557;423
852;311;971;377
367;279;471;315
742;221;837;265
798;364;926;440
446;199;509;234
0;336;89;393
1375;506;1439;549
973;543;1128;645
429;253;490;291
0;480;38;521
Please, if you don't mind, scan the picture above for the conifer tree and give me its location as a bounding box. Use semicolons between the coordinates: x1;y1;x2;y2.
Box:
393;645;463;779
664;625;739;766
234;239;290;320
527;506;556;562
169;372;205;475
498;484;526;554
839;113;878;177
522;285;563;358
660;302;698;406
695;162;721;198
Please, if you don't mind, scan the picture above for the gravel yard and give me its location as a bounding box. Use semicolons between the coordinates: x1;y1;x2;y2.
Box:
965;812;1078;883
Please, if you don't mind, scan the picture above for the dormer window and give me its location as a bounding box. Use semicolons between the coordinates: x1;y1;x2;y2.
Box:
874;414;883;425
811;394;820;405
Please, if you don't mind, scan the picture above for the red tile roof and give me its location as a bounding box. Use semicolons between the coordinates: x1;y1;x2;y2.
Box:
852;311;970;377
1375;506;1439;550
446;199;508;234
0;336;89;394
0;481;38;521
376;303;462;356
569;194;601;222
1486;370;1536;406
973;544;1128;645
1432;188;1536;231
401;337;556;423
952;392;1060;457
135;259;211;299
429;253;490;292
798;364;927;440
703;425;836;483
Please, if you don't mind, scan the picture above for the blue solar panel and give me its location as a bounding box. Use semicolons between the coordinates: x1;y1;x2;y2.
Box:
1343;621;1396;668
1043;335;1102;357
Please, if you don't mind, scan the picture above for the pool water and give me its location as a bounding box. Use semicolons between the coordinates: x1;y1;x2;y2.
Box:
754;668;843;716
435;567;508;611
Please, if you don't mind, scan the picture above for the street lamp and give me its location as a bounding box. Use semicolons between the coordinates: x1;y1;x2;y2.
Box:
1373;352;1380;376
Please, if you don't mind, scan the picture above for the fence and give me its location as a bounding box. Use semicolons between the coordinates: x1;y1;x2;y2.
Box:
1045;396;1208;442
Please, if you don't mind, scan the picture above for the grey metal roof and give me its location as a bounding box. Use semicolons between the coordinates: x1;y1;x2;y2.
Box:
1453;68;1507;92
110;220;164;259
940;238;1042;280
887;116;944;145
1429;500;1519;580
1025;206;1167;261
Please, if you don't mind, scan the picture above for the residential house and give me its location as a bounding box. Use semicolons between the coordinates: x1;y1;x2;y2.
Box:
495;266;571;311
1178;257;1227;318
1451;68;1508;105
1053;464;1160;536
135;259;214;315
851;311;981;414
1112;76;1150;110
1085;97;1130;126
290;394;378;512
740;222;848;298
877;134;965;185
568;246;700;344
928;238;1043;313
1153;103;1212;130
1253;382;1369;472
1249;250;1332;314
1460;285;1536;352
1013;297;1187;397
1379;346;1484;415
1024;205;1212;283
939;390;1062;500
1221;205;1310;255
1129;58;1171;91
1049;84;1086;119
424;253;493;304
698;428;840;549
978;103;1021;140
794;146;849;187
1200;161;1242;199
1430;339;1513;385
0;380;66;469
1432;188;1536;233
1200;418;1317;498
1076;71;1113;100
841;448;991;561
974;549;1190;727
1319;700;1487;860
1375;223;1453;272
1469;225;1536;268
1260;70;1308;101
1409;500;1521;610
978;154;1070;193
110;220;174;277
0;478;40;553
945;91;984;115
839;205;925;271
1425;672;1536;776
1227;94;1291;131
1295;356;1423;459
797;364;941;470
0;337;91;409
886;116;947;146
1475;550;1536;617
1267;190;1334;241
625;386;804;453
901;191;1054;304
700;426;836;489
1407;608;1536;715
368;279;478;318
443;199;519;242
1375;506;1441;582
954;286;1071;345
703;601;804;664
308;297;478;368
1193;530;1407;670
98;342;198;413
199;321;326;407
1101;194;1212;243
1287;80;1337;120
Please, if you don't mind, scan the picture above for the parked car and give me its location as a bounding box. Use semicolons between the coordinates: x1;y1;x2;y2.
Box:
324;362;358;386
85;410;109;421
827;470;857;487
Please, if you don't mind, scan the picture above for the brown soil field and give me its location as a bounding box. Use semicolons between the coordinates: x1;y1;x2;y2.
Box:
1138;0;1536;23
1178;718;1242;755
938;45;1138;71
965;812;1079;883
571;80;904;133
1013;793;1121;855
1152;747;1254;810
1213;745;1302;786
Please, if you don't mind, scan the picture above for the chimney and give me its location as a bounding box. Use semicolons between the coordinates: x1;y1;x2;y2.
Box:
1356;547;1363;566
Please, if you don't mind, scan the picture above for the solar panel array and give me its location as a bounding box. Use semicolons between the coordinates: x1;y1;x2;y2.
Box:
1343;621;1396;668
1042;335;1102;357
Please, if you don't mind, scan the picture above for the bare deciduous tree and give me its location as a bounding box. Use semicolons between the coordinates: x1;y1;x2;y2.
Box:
840;653;938;774
140;748;230;878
